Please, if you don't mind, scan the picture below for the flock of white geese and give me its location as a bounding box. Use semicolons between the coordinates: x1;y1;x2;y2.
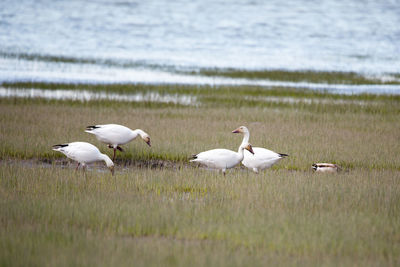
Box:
52;124;339;175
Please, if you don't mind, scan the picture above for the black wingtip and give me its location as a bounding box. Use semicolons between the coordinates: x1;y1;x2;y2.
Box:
279;153;289;157
86;125;100;130
189;154;198;160
52;144;68;149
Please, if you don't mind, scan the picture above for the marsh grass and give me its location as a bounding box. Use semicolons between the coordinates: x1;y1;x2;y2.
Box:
2;83;400;119
0;97;399;171
4;82;400;101
1;164;399;266
188;68;400;85
1;87;400;265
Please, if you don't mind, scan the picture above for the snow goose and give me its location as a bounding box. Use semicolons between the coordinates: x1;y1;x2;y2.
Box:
85;124;151;161
234;126;288;173
52;142;114;175
190;126;254;175
243;148;288;173
312;163;341;173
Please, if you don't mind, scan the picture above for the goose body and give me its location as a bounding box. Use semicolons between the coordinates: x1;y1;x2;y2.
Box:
190;126;254;175
191;146;252;173
85;124;150;160
243;147;288;173
52;142;114;174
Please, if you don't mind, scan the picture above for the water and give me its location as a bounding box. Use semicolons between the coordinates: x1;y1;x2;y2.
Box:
1;0;400;93
0;87;198;105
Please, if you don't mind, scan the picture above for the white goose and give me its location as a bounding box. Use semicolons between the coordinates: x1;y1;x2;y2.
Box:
238;126;288;173
243;148;288;173
190;126;254;175
52;142;114;175
85;124;151;161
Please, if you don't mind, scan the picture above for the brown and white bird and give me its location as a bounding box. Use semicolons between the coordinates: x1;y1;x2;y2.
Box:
312;163;341;173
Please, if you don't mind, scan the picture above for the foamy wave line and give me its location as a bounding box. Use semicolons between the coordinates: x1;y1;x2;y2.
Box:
1;58;400;94
0;88;198;106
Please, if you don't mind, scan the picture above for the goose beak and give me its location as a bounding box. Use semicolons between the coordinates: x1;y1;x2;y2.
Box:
232;127;242;133
109;166;115;176
246;144;254;155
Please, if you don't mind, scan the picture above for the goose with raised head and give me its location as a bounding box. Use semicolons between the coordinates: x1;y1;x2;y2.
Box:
52;142;114;175
190;126;254;175
85;124;151;161
235;126;288;173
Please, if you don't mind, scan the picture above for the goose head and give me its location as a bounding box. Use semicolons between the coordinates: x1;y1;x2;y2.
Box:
232;126;249;134
142;135;151;147
135;129;151;147
232;126;250;146
109;165;115;176
245;143;254;154
103;155;115;175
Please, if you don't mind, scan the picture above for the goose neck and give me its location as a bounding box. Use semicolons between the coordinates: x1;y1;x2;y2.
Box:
101;153;114;167
240;131;250;147
237;145;246;160
132;129;146;139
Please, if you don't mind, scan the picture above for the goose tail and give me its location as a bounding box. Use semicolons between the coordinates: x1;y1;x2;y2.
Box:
52;143;68;151
85;125;100;133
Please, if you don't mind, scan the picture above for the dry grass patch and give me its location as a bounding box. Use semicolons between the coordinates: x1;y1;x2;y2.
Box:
1;164;399;266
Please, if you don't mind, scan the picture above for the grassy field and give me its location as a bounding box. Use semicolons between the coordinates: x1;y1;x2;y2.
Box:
1;83;400;266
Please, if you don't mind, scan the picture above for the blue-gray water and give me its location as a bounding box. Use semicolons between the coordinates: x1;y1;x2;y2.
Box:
1;0;400;94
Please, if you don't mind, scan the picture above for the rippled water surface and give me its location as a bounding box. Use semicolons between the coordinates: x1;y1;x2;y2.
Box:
1;0;399;93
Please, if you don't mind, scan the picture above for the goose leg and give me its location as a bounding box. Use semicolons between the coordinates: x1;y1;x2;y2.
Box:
112;148;116;162
75;162;80;171
107;144;117;161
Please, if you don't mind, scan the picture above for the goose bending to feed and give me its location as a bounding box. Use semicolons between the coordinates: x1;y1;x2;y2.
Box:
190;126;254;175
234;126;288;173
312;163;341;173
52;142;114;175
243;148;288;173
85;124;151;161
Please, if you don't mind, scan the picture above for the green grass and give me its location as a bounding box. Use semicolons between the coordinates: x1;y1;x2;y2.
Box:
1;164;399;266
2;82;400;115
1;86;400;266
4;82;400;100
186;68;400;85
0;93;399;169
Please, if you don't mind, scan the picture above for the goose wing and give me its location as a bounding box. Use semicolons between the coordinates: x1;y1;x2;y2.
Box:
243;147;286;169
85;124;134;144
53;142;101;163
191;149;238;169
